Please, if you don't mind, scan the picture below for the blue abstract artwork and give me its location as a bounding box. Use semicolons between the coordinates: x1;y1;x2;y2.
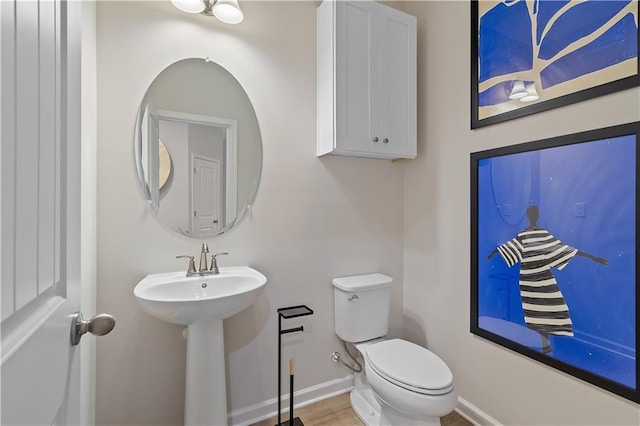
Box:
473;0;639;127
471;123;640;402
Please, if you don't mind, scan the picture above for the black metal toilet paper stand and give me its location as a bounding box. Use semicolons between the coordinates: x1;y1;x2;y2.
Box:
276;305;314;426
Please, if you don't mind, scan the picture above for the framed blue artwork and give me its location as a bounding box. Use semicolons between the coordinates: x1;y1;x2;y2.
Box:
471;0;640;128
470;122;639;402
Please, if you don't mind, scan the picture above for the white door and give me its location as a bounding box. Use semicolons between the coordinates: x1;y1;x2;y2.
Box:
336;0;379;154
191;156;222;238
378;5;416;158
1;1;111;424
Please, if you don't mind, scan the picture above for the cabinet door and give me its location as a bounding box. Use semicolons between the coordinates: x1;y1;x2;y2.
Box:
335;1;379;154
378;6;416;158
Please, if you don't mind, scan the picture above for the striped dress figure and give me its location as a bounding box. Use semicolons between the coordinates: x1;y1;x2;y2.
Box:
496;226;578;336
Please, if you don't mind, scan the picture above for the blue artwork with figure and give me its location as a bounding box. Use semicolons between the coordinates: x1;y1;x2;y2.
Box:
473;126;638;399
474;0;639;125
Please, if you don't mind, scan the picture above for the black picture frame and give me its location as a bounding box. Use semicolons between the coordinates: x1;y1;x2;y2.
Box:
471;0;640;129
470;122;640;402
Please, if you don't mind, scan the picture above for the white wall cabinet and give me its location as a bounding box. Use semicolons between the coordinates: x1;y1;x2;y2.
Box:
317;0;417;160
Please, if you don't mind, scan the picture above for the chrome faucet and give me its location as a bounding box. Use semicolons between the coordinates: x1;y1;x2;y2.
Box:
199;243;210;272
176;245;229;277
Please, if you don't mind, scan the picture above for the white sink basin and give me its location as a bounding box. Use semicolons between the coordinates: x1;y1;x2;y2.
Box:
134;266;267;325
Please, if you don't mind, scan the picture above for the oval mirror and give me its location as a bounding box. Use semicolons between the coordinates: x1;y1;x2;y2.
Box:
135;58;262;239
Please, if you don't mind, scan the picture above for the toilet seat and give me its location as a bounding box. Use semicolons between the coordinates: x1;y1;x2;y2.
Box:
365;339;454;396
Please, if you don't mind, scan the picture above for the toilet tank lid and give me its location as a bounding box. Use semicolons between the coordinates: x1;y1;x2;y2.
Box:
332;273;393;291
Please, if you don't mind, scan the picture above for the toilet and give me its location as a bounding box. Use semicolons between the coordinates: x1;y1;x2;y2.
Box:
333;273;457;426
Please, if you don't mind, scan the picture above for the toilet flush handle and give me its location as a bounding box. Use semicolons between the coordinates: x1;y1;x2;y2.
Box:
348;294;359;302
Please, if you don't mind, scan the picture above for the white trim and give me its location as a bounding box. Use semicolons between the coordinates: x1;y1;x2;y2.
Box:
455;396;502;426
229;376;354;426
227;377;500;426
153;109;231;127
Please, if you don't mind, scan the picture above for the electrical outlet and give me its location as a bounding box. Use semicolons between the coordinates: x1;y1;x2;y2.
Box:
575;202;586;217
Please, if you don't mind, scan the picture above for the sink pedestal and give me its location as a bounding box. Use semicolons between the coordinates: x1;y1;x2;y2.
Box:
133;267;267;426
185;319;227;426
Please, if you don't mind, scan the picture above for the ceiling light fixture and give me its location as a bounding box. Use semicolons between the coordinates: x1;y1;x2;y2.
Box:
171;0;244;24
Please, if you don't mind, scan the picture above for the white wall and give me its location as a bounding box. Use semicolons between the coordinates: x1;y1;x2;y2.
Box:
96;2;404;424
403;1;640;425
189;123;225;164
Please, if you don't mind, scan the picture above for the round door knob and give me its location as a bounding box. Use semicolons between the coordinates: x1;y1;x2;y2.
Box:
70;312;116;346
383;138;389;144
372;137;379;142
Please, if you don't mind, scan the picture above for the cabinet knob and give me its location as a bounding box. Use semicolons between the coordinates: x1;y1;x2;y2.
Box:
383;138;389;144
372;137;379;143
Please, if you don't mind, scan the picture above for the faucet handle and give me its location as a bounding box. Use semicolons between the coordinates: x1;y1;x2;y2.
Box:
176;255;197;276
209;252;229;273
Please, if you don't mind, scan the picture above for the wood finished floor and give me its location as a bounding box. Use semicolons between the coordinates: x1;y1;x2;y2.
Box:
250;393;472;426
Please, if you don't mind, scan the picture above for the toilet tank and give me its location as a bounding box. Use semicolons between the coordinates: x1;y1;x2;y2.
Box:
333;273;393;343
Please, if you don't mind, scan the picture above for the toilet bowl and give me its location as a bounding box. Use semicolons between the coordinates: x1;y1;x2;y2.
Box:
333;273;457;426
362;339;457;426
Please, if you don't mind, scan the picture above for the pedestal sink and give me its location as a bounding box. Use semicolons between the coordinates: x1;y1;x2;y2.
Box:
134;266;267;426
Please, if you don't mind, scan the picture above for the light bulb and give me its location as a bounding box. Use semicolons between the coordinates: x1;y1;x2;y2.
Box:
212;0;244;24
171;0;205;14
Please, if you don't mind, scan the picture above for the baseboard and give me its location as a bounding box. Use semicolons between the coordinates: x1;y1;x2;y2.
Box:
229;378;499;426
456;396;502;426
229;376;354;426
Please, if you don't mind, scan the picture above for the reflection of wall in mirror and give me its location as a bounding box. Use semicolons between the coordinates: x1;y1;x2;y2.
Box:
157;120;189;233
148;60;261;219
157;120;227;236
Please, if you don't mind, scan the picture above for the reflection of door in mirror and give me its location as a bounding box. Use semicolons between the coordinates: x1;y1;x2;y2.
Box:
189;123;226;238
152;110;237;237
192;156;222;237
